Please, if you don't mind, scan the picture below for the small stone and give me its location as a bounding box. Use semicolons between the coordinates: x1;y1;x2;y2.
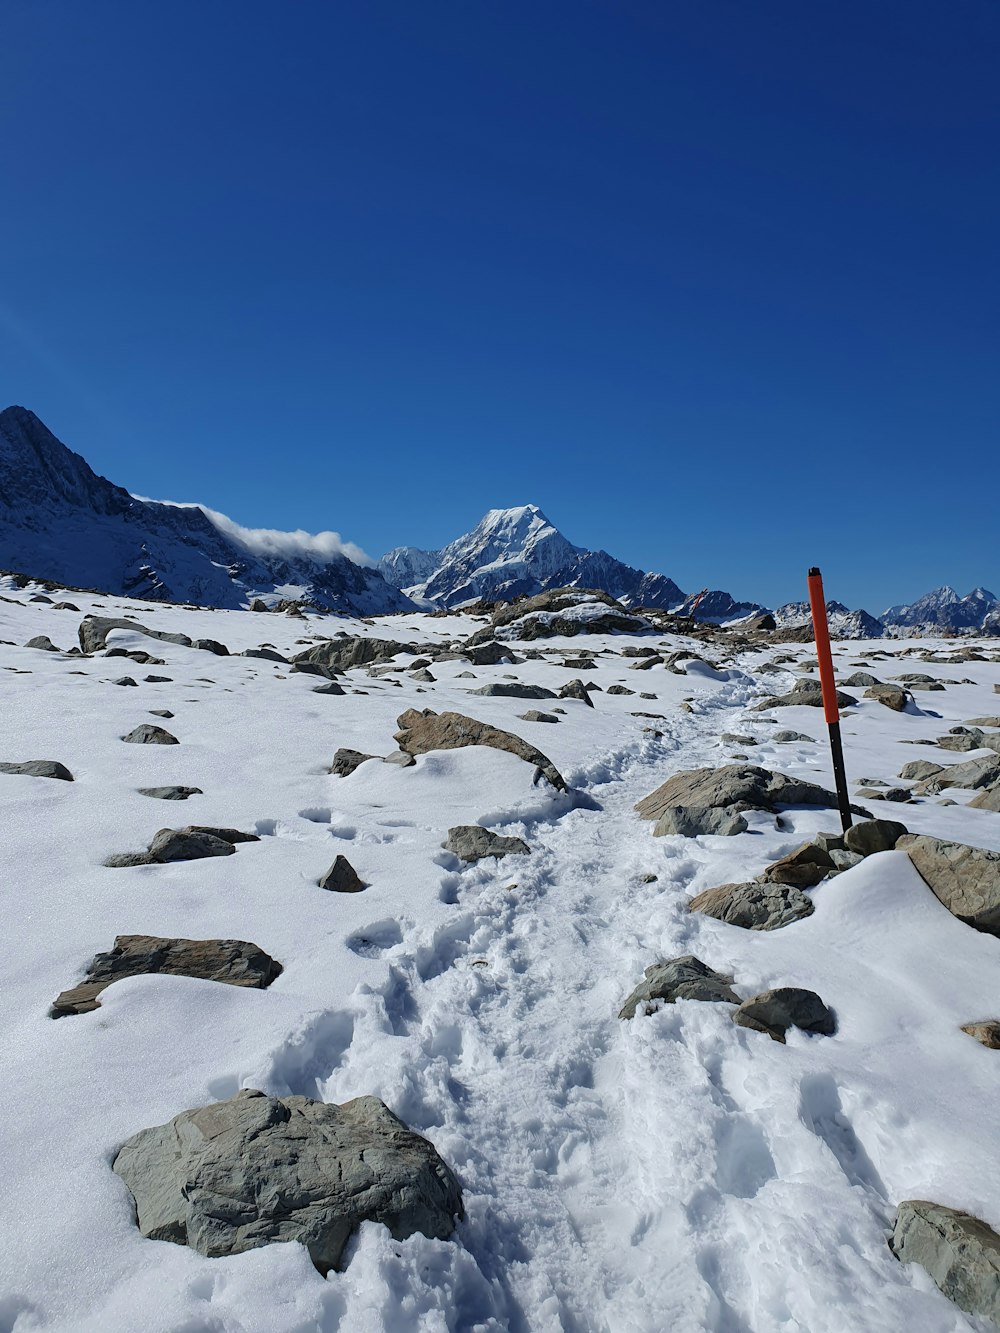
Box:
312;681;346;695
319;855;368;893
149;709;174;719
25;635;59;651
112;676;139;687
961;1020;1000;1049
137;786;203;801
122;724;179;745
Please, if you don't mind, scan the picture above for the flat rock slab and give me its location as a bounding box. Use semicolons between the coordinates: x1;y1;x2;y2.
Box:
107;826;259;867
733;987;835;1042
112;1089;464;1274
137;786;203;801
689;881;815;931
891;1201;1000;1326
636;764;844;823
122;724;179;745
51;935;282;1016
469;683;556;700
319;855;368;893
444;826;530;862
394;709;566;791
519;710;558;723
619;955;739;1019
898;835;1000;936
652;806;748;837
0;759;74;781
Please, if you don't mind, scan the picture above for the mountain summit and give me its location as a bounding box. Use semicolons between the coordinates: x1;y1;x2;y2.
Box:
0;406;412;613
379;504;685;609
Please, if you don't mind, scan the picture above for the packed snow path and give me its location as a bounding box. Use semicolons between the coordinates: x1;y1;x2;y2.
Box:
1;582;999;1332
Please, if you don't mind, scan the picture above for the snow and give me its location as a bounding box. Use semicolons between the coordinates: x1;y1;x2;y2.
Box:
1;584;1000;1331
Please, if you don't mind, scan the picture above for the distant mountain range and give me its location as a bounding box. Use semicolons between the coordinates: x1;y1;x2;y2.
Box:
1;406;996;636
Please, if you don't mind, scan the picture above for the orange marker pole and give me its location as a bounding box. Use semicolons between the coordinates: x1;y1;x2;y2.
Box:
807;566;853;832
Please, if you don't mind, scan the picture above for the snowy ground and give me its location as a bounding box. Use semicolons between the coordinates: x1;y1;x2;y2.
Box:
1;580;999;1333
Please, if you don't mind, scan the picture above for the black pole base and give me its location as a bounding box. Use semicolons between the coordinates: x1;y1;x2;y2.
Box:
827;720;853;832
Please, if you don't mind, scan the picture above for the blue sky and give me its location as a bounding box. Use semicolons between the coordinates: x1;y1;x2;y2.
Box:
2;0;998;611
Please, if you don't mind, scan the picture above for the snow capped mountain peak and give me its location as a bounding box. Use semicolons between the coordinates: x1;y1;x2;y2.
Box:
379;505;685;610
883;585;999;632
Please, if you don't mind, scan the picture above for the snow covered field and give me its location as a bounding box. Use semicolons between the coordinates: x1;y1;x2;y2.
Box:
1;580;999;1333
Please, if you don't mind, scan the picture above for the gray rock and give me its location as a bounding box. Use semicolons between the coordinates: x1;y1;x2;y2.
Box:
635;764;850;823
319;855;368;893
444;826;530;862
382;751;416;767
899;760;944;782
898;835;1000;936
756;685;857;711
469;683;556;700
194;639;229;655
891;1201;1000;1325
721;734;757;746
149;826;255;863
559;679;594;708
291;661;332;677
652;806;749;837
607;685;635;696
293;636;415;676
829;848;864;870
242;648;288;663
149;709;174;718
843;818;908;856
772;730;816;743
394;709;566;791
463;640;520;666
0;759;74;781
122;724;179;745
619;955;739;1019
25;634;59;651
312;681;346;695
841;671;881;687
969;785;1000;813
79;616;192;655
922;754;1000;792
137;786;203;800
330;748;375;777
51;935;282;1016
688;881;814;931
965;717;1000;729
112;676;138;687
112;1088;463;1274
518;710;558;723
144;675;172;683
733;988;835;1042
961;1020;1000;1049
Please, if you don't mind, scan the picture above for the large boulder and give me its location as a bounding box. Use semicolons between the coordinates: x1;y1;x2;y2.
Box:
891;1201;1000;1325
652;807;748;837
843;818;908;856
619;955;739;1019
51;935;281;1017
0;759;73;781
393;709;566;791
292;637;416;676
898;835;1000;936
688;881;814;931
444;826;530;862
635;764;847;823
79;616;192;655
112;1089;464;1274
732;988;835;1043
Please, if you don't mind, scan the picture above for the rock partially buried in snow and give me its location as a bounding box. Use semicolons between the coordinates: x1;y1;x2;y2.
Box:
897;835;1000;936
519;710;558;723
444;826;530;862
688;881;815;931
558;678;594;707
761;841;836;888
969;786;1000;813
732;988;835;1042
50;935;282;1016
111;1089;464;1275
330;748;376;777
137;786;203;801
106;826;258;867
79;616;192;654
635;764;851;823
843;818;908;856
121;724;179;745
891;1201;1000;1326
0;759;74;781
312;680;346;695
961;1020;1000;1049
865;683;911;711
393;709;567;791
469;682;556;700
652;806;748;837
319;855;368;893
619;955;739;1019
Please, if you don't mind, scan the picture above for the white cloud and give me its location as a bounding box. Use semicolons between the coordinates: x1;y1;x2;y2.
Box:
130;494;374;567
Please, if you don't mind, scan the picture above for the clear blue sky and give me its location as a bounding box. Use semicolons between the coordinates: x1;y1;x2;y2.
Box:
2;1;998;611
